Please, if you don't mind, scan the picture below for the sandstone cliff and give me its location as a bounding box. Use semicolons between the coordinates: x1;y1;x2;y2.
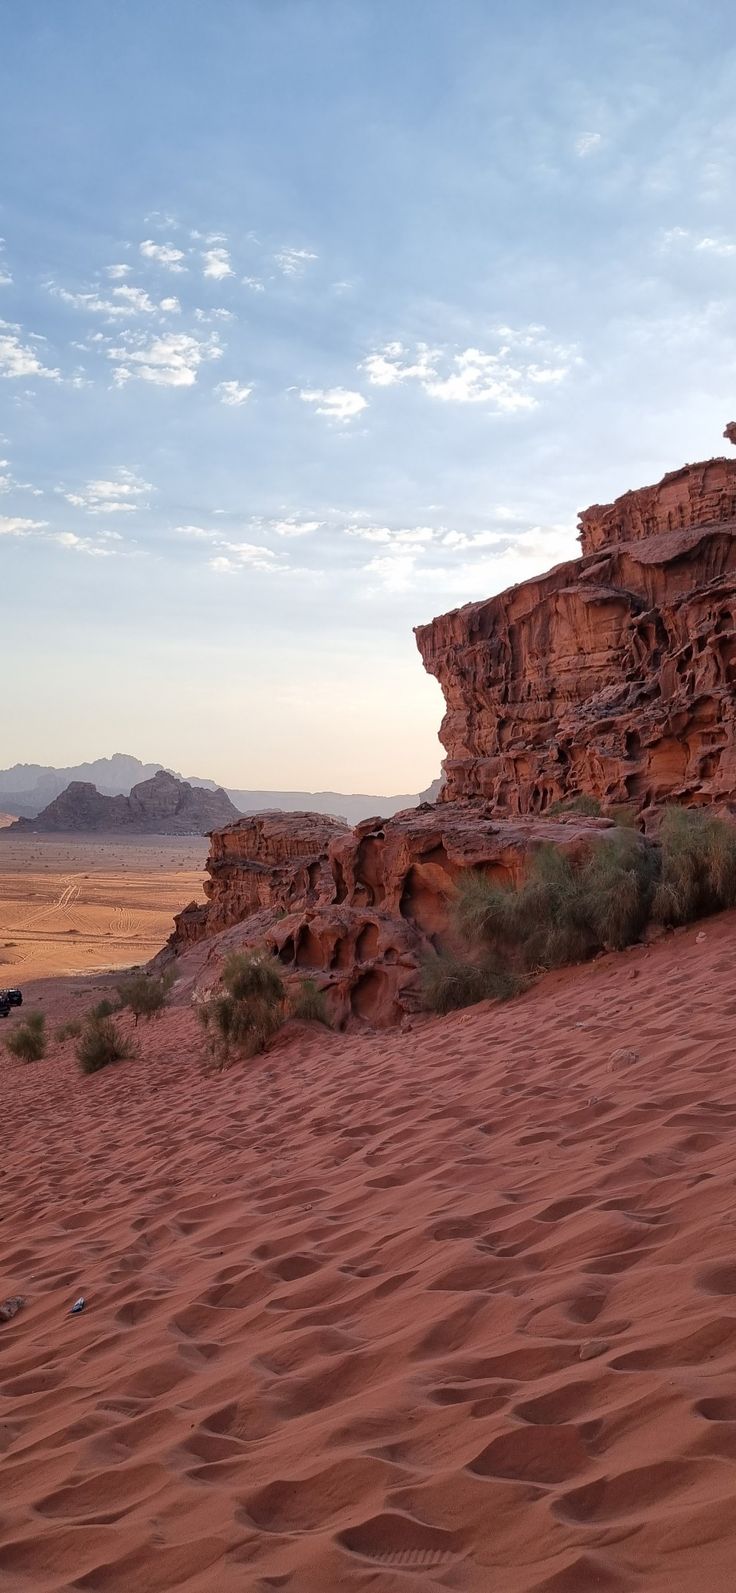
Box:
165;435;736;1027
14;771;240;836
416;448;736;816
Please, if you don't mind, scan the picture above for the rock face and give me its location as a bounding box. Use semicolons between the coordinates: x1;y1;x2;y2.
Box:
169;805;632;1026
166;437;736;1027
416;454;736;815
13;771;240;836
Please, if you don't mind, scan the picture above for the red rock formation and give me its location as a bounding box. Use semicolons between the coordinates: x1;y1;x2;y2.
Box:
578;457;736;556
166;438;736;1027
168;805;631;1026
14;770;240;835
416;454;736;815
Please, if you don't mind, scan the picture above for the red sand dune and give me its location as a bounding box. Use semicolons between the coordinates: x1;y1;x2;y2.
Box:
3;917;736;1590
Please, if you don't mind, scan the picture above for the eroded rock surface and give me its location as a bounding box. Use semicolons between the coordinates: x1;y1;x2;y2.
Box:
416;459;736;814
169;806;628;1026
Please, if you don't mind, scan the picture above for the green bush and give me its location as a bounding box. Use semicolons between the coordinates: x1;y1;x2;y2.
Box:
76;1016;136;1075
221;952;284;1004
6;1011;46;1062
456;833;657;973
420;952;522;1015
653;807;736;925
199;952;285;1063
55;1019;82;1043
116;970;174;1024
288;977;332;1026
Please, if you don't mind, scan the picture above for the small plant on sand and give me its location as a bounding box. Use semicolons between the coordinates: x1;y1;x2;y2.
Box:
288;977;332;1026
116;969;174;1025
54;1019;82;1043
420;952;522;1015
76;1015;136;1075
652;807;736;925
90;998;118;1021
198;951;285;1065
6;1011;46;1062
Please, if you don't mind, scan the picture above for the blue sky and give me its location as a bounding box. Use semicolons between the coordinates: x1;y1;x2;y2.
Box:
1;0;735;790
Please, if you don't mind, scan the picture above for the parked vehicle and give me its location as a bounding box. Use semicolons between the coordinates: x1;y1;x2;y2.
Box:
0;989;22;1019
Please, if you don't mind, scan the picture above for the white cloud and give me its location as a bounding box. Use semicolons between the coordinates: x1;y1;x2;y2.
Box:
274;247;318;277
363;551;417;592
140;240;187;271
159;296;181;313
270;517;321;537
0;514;48;536
362;342;438;387
108;330;223;388
59;468;152;514
216;379;252;406
195;307;235;322
202;247;233;280
113;284;157;313
346;523;435;545
52;531;114;557
695;236;736;258
107;264;132;280
299;386;367;422
0;321;61;381
175;524;220;541
361;331;574;411
660;228;736;259
242;276;265;292
575;131;602;157
0;239;12;287
210;541;284;574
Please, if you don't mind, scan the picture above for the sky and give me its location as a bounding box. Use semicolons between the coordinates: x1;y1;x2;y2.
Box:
1;0;735;793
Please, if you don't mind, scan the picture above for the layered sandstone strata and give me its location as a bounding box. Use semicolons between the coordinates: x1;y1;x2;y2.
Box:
416;452;736;815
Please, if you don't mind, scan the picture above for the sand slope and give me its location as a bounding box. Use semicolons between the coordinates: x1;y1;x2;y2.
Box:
3;919;736;1590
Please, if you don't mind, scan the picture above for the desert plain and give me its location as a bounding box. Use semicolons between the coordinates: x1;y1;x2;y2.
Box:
0;833;207;985
3;840;736;1588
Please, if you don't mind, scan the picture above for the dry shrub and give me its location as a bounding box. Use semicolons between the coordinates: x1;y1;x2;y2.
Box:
199;952;285;1065
547;794;602;817
116;970;174;1024
456;833;657;973
420;953;522;1015
6;1011;46;1062
288;978;331;1026
652;807;736;925
76;1016;136;1075
55;1019;82;1043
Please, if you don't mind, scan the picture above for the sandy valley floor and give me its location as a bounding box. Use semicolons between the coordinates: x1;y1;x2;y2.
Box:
0;834;208;984
3;915;736;1589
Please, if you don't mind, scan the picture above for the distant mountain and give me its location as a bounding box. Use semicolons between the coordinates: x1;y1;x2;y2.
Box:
11;772;240;836
0;754;442;824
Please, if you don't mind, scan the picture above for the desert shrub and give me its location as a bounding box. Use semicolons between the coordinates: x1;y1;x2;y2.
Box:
456;833;657;973
76;1016;135;1075
548;794;602;817
199;952;285;1063
6;1011;46;1062
90;998;118;1020
221;952;284;1004
421;952;522;1015
116;970;174;1024
288;977;331;1026
653;807;736;925
55;1019;82;1043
